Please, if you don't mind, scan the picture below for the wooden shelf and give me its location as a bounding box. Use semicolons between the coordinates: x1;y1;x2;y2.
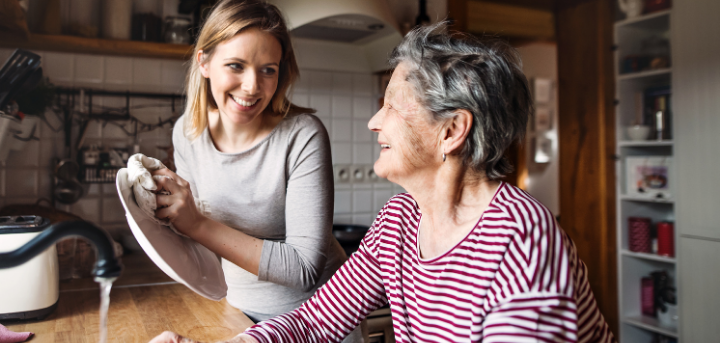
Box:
623;315;678;338
621;250;676;264
0;33;193;60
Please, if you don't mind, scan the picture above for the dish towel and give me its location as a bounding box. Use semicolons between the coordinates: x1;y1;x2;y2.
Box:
0;324;32;343
126;153;211;236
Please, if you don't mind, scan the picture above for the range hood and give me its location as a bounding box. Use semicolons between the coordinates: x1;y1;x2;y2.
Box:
291;14;397;45
268;0;403;72
269;0;400;44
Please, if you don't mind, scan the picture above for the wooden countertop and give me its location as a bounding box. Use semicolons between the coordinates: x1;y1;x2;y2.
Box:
3;251;254;343
5;284;254;343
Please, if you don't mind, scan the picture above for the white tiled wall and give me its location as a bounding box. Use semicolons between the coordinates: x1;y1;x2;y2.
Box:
0;48;403;239
0;48;184;238
294;69;405;227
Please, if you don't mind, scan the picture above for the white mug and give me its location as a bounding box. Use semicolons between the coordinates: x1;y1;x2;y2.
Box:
657;303;678;329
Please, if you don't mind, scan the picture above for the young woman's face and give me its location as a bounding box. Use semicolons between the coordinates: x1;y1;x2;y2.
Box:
199;28;282;125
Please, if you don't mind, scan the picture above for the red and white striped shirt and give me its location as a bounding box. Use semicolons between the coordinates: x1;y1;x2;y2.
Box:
245;183;615;342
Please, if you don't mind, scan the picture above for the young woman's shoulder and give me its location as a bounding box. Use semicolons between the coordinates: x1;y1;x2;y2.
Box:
284;112;326;133
279;112;330;144
172;114;191;146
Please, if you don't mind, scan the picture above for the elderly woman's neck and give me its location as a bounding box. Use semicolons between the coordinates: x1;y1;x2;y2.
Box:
406;166;500;225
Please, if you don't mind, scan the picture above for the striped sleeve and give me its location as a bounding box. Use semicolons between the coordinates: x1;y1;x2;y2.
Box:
244;205;390;343
481;187;579;343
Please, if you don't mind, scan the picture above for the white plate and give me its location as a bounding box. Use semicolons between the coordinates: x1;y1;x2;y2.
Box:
116;168;227;300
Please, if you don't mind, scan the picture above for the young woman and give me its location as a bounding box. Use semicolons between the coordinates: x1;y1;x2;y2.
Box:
151;1;361;341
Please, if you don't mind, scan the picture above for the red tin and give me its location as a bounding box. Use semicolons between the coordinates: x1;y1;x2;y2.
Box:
656;221;675;257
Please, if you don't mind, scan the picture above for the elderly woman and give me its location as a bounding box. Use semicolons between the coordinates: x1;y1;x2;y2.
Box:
152;22;614;343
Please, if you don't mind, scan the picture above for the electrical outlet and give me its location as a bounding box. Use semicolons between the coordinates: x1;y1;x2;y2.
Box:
351;165;365;183
364;165;379;182
333;164;351;183
366;164;389;183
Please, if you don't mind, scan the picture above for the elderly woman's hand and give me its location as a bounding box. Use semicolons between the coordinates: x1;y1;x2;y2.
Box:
151;168;207;238
148;331;201;343
215;334;259;343
148;331;259;343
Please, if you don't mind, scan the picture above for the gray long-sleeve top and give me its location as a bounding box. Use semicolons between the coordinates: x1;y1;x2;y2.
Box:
172;113;346;320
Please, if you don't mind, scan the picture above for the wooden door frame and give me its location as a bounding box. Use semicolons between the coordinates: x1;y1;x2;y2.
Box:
556;0;618;336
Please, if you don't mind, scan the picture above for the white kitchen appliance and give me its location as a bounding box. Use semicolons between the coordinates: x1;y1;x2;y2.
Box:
0;215;59;320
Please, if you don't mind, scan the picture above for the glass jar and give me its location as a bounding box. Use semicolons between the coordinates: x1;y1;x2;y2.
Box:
163;17;192;44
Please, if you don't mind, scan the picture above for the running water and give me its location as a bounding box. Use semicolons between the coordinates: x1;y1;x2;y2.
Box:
95;277;117;343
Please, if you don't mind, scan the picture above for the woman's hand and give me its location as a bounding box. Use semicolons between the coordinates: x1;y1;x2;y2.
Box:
152;168;206;238
148;331;259;343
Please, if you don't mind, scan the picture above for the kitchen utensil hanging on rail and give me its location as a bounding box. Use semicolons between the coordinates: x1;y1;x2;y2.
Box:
53;96;84;204
0;49;42;114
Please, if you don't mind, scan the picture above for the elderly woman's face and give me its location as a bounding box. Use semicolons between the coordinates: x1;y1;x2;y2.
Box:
368;62;442;183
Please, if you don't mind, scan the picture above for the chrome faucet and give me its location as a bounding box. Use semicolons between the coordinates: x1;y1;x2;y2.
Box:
0;219;123;278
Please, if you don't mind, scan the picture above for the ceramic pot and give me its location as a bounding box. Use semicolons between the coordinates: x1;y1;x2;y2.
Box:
627;125;651;141
618;0;644;18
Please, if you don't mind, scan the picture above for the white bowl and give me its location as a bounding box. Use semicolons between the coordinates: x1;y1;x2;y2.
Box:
627;125;651;141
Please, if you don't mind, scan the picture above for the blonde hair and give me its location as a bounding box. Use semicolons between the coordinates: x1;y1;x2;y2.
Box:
184;0;314;139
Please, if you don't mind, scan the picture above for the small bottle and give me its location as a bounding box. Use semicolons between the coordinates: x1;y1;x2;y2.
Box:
416;0;431;26
655;96;666;141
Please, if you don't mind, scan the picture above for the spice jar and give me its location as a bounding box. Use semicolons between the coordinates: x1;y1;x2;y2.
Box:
102;0;132;39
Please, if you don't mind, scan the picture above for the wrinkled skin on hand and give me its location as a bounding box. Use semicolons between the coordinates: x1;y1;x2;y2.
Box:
148;331;258;343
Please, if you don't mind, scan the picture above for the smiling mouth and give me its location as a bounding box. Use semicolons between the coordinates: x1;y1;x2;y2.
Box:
231;95;259;107
380;144;390;149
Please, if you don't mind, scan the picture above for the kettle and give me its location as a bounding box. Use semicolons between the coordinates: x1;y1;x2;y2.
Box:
0;215;123;320
0;216;59;320
618;0;644;19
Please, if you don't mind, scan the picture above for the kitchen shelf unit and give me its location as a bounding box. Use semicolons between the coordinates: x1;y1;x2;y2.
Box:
614;9;678;343
0;33;192;60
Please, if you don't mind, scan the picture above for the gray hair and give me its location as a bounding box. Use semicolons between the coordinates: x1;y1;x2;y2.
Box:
389;22;532;180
